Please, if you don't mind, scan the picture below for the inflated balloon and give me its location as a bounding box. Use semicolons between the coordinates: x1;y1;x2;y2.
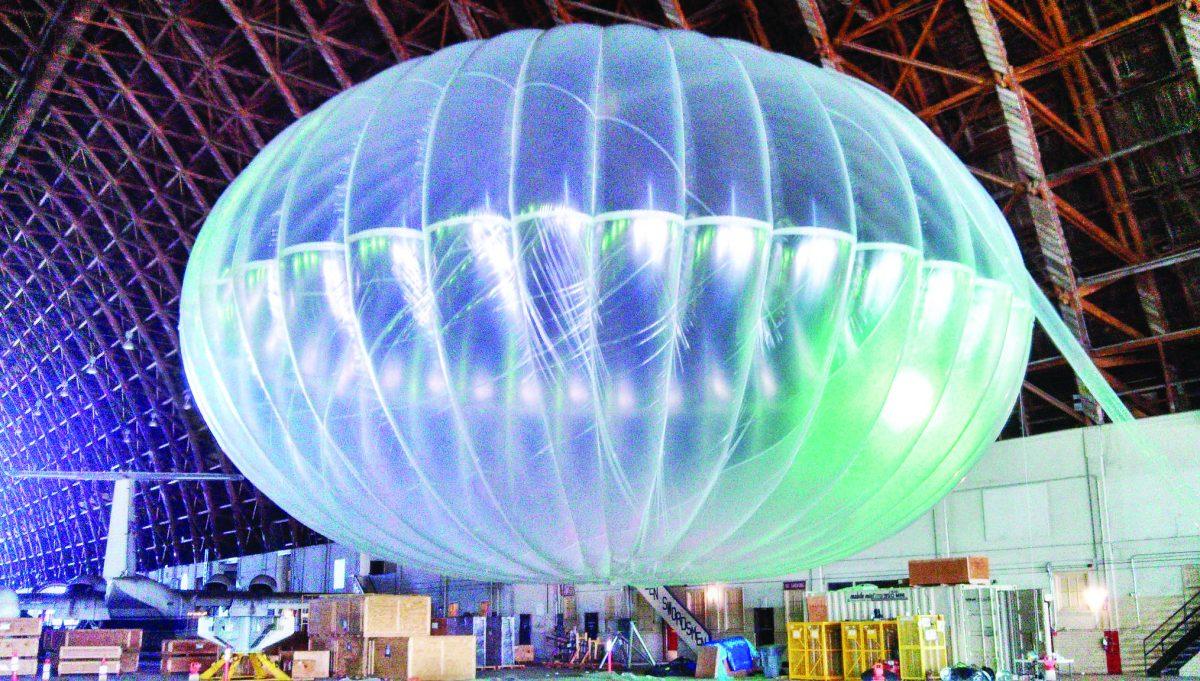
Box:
180;25;1033;584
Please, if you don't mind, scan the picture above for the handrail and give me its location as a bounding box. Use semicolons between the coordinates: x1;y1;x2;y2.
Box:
1144;588;1200;670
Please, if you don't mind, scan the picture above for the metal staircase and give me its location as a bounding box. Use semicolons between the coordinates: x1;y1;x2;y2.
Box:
1145;589;1200;676
637;587;711;651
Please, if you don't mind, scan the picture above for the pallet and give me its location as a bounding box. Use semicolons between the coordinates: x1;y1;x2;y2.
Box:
478;664;524;670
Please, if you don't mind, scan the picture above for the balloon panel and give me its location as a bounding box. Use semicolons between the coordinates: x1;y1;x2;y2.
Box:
180;26;1033;584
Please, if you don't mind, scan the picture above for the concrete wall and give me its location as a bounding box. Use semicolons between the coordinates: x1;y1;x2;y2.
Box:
810;410;1200;673
152;410;1200;672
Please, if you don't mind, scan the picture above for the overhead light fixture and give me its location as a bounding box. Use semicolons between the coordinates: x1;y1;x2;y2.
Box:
1083;583;1109;616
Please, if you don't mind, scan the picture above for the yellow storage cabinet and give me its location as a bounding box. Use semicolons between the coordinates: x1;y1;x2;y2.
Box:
787;622;842;681
840;621;898;680
897;616;947;681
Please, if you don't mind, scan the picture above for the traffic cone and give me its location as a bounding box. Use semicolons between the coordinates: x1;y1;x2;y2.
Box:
189;661;201;681
98;659;108;681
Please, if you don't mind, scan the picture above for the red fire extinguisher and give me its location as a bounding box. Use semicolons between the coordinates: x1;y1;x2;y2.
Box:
1101;630;1122;675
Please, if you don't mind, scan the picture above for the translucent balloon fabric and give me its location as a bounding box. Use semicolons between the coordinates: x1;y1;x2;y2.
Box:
180;25;1034;585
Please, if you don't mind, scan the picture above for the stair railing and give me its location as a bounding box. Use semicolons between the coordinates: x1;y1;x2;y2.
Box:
1144;588;1200;673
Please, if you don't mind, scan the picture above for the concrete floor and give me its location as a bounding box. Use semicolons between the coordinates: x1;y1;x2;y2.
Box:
42;671;1197;681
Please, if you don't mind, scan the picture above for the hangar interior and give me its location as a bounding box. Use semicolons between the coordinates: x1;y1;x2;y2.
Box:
0;1;1198;680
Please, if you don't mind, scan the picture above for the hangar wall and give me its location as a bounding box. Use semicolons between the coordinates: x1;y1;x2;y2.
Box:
152;410;1200;673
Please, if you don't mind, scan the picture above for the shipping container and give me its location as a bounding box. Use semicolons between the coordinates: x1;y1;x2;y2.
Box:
822;585;1049;673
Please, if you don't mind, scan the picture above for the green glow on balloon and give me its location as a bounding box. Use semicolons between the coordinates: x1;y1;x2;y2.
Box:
180;25;1034;584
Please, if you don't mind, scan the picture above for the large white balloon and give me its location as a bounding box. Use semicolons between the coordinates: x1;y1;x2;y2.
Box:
0;588;19;618
181;25;1032;584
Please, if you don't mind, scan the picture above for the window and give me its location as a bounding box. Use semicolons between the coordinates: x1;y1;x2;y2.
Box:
333;558;347;590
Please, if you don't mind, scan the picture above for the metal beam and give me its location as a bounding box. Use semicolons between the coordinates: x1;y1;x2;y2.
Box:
0;0;96;176
218;0;305;118
1080;245;1200;293
1028;325;1200;372
4;470;245;482
963;0;1090;345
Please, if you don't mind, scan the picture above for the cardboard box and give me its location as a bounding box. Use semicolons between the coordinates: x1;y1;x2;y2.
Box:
694;646;748;678
287;650;330;680
368;636;475;681
0;619;42;639
908;556;989;586
514;645;534;663
309;595;432;639
807;594;829;622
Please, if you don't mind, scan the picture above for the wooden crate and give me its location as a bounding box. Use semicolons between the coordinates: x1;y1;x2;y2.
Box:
58;646;125;676
514;645;534;664
0;620;42;639
0;618;43;677
307;600;338;639
0;638;39;659
162;639;221;656
309;595;431;639
59;645;123;660
840;622;897;680
309;636;365;678
368;636;475;681
63;629;142;653
0;659;36;675
59;659;124;675
63;629;141;672
908;557;989;586
787;622;842;681
284;650;330;680
161;656;219;675
806;596;829;623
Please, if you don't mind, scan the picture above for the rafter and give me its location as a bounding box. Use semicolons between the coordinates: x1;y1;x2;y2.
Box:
218;0;305;118
0;0;96;175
